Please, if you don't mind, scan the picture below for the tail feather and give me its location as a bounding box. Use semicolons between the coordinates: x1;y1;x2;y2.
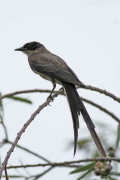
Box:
62;82;106;157
62;83;79;155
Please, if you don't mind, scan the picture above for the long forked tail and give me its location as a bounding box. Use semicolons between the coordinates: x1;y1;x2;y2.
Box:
62;82;106;157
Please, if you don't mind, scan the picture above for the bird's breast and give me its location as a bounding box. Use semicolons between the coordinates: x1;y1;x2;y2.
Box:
33;69;61;85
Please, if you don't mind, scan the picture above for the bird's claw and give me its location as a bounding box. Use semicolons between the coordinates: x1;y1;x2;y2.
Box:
47;95;54;102
80;83;87;88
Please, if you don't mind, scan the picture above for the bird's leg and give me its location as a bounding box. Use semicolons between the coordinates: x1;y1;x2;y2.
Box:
80;81;87;88
47;80;56;101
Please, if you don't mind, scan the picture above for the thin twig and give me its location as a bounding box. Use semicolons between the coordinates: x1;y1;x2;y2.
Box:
26;165;79;180
0;100;9;140
1;123;8;141
6;157;120;169
5;166;9;180
32;166;53;180
0;88;63;178
81;97;120;123
85;85;120;103
4;139;50;163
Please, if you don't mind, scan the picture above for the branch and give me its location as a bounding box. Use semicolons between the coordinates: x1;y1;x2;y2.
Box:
85;85;120;103
1;123;8;141
4;166;8;180
0;88;63;178
32;167;53;180
6;157;120;169
0;85;120;103
0;100;8;140
81;97;120;123
1;88;119;123
0;87;120;176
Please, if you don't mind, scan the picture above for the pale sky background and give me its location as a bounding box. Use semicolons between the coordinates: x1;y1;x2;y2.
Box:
0;0;120;179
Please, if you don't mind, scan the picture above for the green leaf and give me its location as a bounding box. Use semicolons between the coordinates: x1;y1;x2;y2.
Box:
115;124;120;150
111;172;120;176
70;162;95;174
77;138;91;148
76;168;93;180
109;176;117;180
7;96;32;104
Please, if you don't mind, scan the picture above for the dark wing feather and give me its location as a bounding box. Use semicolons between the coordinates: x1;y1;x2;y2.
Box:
28;53;80;85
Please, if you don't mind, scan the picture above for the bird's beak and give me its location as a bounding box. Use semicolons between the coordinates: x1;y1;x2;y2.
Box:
14;47;25;51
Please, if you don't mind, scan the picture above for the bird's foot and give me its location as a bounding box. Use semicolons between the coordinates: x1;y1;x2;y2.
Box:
47;94;54;102
59;87;64;94
80;82;87;88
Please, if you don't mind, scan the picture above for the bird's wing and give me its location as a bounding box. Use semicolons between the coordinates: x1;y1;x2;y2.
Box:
29;53;80;85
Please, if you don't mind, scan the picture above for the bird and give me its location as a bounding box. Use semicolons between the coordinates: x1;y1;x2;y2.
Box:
15;41;106;157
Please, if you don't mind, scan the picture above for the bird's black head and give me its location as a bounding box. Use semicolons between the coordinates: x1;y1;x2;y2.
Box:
23;41;43;50
15;41;44;53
